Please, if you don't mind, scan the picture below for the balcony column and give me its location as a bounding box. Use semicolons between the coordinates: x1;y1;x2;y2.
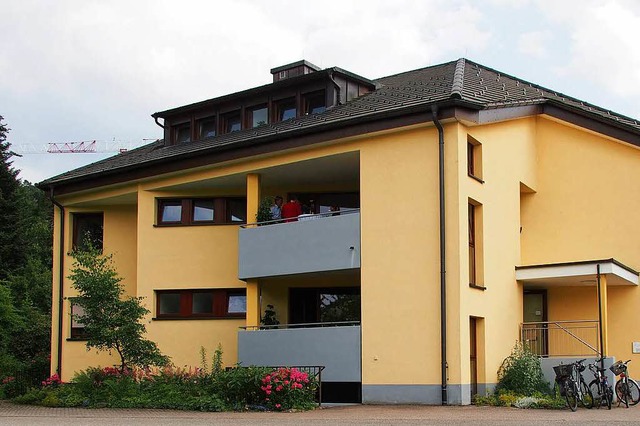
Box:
597;270;609;356
246;173;261;327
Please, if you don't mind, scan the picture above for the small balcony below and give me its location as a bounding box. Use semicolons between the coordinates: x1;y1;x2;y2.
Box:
238;210;360;280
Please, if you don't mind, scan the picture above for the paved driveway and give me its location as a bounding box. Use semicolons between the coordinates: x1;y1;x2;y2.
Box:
2;401;640;425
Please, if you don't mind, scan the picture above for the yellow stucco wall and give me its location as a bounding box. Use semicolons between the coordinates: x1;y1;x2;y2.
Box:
521;117;640;363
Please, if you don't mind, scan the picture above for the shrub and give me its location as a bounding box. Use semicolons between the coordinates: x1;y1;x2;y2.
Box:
496;342;550;395
260;367;318;411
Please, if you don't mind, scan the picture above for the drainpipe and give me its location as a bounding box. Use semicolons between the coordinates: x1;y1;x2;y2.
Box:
48;187;65;377
328;70;342;106
431;105;447;405
153;116;164;129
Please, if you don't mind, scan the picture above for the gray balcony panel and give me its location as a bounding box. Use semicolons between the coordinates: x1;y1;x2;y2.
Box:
238;212;360;279
238;325;361;382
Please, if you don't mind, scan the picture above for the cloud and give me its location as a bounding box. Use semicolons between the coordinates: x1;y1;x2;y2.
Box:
517;31;552;59
537;0;640;100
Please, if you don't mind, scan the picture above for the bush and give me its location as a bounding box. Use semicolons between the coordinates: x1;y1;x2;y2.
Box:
496;343;550;395
259;367;318;411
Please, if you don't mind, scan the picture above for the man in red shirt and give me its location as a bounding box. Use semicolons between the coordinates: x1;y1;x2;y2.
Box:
281;195;302;222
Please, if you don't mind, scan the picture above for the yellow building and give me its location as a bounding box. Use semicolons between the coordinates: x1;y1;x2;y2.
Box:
38;59;640;404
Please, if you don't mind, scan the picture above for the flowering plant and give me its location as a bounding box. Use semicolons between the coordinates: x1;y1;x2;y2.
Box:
260;367;317;411
41;374;62;388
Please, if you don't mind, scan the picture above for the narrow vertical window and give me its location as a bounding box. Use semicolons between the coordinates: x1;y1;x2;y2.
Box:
174;123;191;144
468;199;484;289
468;203;476;285
73;213;104;251
467;135;483;181
70;301;87;339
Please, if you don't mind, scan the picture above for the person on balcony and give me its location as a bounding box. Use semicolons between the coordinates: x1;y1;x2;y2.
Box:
270;195;283;221
281;195;302;222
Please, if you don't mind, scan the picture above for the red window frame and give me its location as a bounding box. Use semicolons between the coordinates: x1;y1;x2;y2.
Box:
156;198;246;226
155;289;247;319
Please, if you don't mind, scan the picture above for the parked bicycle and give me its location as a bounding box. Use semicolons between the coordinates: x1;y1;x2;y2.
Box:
587;357;613;410
554;359;593;411
610;360;640;408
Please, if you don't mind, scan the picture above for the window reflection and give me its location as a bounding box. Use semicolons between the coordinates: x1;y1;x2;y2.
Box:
161;202;182;222
193;200;214;222
192;292;213;314
159;293;181;315
228;295;247;314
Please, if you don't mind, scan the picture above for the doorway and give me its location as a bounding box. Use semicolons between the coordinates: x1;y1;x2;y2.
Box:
523;290;547;355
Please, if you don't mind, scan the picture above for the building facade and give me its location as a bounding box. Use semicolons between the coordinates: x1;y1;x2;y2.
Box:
39;59;640;405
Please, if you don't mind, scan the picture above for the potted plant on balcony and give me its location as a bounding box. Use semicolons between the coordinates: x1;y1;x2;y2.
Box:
256;196;274;225
261;304;279;328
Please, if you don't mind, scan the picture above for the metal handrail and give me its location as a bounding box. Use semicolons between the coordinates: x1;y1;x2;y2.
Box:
241;320;361;331
241;208;360;228
522;320;599;325
521;320;600;357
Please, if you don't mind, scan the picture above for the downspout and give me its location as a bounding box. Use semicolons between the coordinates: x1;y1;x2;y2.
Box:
431;105;447;405
48;187;65;377
328;70;342;106
153;116;165;129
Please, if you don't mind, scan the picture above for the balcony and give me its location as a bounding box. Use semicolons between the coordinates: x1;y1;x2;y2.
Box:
238;210;360;279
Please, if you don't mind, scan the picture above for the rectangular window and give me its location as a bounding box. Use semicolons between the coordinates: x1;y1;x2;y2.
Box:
275;97;296;122
222;111;241;133
247;105;268;128
289;287;360;325
303;90;326;115
198;117;217;139
468;199;484;288
467;135;483;181
73;213;104;251
174;123;191;144
70;301;87;339
156;198;246;226
156;289;246;319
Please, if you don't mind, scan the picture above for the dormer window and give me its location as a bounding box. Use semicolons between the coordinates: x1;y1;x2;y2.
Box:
248;105;268;128
303;90;326;115
222;111;241;134
275;97;296;122
174;123;191;144
198;117;217;139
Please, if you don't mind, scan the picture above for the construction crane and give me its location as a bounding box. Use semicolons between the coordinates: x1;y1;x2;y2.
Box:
10;139;158;155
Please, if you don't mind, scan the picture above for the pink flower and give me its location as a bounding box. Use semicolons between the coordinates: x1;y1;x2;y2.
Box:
275;403;281;409
276;385;283;391
266;390;272;395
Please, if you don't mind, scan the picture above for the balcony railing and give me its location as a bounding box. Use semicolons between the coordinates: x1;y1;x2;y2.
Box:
238;322;361;383
520;320;600;357
238;209;360;279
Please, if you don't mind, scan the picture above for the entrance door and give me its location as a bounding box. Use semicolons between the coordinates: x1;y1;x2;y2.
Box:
523;291;547;355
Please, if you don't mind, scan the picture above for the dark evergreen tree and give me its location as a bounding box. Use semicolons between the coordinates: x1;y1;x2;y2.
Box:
0;116;25;281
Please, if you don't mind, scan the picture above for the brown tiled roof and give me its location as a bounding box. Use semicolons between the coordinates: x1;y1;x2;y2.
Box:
39;59;640;189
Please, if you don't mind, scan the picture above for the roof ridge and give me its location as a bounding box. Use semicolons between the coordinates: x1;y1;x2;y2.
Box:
450;58;465;99
373;59;459;83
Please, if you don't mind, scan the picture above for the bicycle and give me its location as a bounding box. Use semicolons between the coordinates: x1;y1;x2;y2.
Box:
587;357;613;410
610;360;640;408
554;359;593;411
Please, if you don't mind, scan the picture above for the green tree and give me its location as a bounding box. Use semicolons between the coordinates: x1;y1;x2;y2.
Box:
69;247;170;371
0;116;25;281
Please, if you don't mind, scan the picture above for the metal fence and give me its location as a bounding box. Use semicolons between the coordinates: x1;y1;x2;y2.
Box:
520;320;600;357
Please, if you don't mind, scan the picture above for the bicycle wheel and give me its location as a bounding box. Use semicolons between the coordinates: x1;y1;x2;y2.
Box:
616;379;629;408
565;381;578;412
605;385;613;410
580;379;593;408
628;379;640;406
588;379;602;409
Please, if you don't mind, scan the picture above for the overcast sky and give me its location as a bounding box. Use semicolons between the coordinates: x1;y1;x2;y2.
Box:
2;0;640;183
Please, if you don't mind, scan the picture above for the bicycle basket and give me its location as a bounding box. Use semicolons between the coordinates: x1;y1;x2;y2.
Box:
610;361;626;376
553;364;574;379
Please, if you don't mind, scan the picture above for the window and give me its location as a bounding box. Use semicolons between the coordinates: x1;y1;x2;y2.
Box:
155;289;246;319
467;135;483;181
468;199;484;289
303;90;326;115
156;198;246;226
222;111;241;133
346;81;359;102
198;117;217;139
247;105;268;128
73;213;103;251
275;97;296;122
70;301;87;339
174;123;191;144
289;287;360;324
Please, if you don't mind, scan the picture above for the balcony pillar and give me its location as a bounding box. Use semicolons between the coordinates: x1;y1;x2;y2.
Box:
597;272;609;356
246;279;260;328
246;173;261;227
